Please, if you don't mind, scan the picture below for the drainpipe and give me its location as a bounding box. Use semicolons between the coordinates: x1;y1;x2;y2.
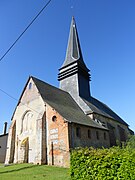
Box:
51;142;54;165
3;122;7;135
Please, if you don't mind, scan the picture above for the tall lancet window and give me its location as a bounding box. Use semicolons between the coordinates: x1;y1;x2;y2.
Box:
21;111;33;133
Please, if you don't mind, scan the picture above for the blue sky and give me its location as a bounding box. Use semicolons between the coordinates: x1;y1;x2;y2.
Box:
0;0;135;134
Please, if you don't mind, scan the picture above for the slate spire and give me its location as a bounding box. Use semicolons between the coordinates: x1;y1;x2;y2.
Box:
58;17;91;100
61;16;85;68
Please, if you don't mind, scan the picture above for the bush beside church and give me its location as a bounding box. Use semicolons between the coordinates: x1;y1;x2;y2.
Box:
70;136;135;179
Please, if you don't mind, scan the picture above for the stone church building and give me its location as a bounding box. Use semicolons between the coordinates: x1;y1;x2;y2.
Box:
5;17;130;167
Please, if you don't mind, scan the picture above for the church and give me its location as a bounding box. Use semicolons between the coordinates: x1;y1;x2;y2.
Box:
5;17;130;167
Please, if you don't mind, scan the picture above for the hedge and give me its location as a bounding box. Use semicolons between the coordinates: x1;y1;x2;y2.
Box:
70;146;135;180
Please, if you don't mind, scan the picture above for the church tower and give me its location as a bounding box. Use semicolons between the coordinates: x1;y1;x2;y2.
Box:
58;17;91;101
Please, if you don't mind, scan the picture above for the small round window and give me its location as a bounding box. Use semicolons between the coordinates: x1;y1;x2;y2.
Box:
52;116;57;122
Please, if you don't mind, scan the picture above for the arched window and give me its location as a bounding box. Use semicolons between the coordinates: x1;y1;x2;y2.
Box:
21;111;33;133
28;82;32;89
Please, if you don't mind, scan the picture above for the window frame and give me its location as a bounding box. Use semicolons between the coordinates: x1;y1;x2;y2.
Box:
88;129;91;139
104;132;107;140
76;127;81;138
96;131;99;140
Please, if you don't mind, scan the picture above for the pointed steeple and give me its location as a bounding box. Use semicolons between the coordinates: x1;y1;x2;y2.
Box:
60;17;87;69
58;17;91;100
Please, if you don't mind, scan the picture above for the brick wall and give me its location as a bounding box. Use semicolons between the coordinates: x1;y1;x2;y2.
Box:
46;104;70;167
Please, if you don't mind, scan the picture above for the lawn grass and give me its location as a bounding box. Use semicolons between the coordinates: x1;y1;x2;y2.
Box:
0;163;70;180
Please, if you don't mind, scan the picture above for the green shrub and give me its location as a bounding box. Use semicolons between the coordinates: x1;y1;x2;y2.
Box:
126;135;135;149
70;145;135;180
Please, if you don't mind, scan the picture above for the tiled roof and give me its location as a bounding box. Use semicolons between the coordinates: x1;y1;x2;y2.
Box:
32;76;107;130
82;97;128;126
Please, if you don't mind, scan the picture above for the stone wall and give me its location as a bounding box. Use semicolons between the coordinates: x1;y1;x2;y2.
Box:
5;78;45;164
5;77;70;167
68;123;110;149
5;120;16;164
92;113;129;145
